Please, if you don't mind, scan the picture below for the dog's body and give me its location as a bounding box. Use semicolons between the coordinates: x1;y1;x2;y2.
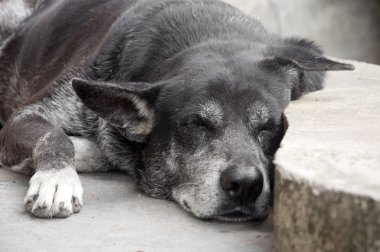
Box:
0;0;353;220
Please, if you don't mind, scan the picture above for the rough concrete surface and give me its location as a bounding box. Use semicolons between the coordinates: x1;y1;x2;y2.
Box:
0;169;272;252
273;60;380;252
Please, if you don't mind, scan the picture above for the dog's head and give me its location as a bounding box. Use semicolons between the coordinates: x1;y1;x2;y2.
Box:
73;40;353;221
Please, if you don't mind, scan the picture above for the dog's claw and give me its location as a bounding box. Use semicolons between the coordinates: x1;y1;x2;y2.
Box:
72;196;82;213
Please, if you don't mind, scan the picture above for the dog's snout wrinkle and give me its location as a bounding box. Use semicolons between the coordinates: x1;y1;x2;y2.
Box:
220;165;263;205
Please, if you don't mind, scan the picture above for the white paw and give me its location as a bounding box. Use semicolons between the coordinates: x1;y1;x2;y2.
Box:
24;167;83;218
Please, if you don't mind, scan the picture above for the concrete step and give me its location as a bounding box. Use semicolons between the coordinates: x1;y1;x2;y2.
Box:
273;61;380;252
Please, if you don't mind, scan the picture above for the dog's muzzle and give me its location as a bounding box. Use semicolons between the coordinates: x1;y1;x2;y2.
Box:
216;164;267;222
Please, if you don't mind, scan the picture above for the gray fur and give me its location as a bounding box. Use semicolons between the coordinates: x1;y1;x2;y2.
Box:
247;101;271;130
199;101;224;127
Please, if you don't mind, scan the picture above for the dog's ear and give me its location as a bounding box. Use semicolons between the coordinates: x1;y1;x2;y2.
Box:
260;41;354;100
72;79;162;142
264;45;354;72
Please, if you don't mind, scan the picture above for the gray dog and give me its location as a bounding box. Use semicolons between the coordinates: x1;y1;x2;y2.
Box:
0;0;353;221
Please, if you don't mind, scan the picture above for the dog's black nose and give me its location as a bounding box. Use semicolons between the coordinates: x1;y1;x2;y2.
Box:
220;165;263;204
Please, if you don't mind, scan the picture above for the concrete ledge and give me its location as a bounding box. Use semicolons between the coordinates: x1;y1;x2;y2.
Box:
273;61;380;251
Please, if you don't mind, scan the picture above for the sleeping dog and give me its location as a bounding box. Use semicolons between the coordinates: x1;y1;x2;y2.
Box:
0;0;353;221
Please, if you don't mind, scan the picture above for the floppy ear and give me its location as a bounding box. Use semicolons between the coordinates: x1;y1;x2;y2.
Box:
72;79;162;142
261;43;354;100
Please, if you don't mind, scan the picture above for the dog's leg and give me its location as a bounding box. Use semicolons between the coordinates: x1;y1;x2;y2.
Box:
0;110;83;218
69;136;114;172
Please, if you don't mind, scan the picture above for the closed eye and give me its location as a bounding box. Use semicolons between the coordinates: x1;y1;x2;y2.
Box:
254;122;280;145
195;116;214;128
257;124;284;154
181;115;215;131
193;116;216;131
252;121;276;134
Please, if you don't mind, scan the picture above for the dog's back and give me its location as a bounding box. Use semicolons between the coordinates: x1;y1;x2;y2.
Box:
0;0;136;121
0;0;270;122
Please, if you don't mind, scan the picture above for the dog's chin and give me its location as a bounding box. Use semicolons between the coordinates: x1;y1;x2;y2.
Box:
214;211;255;222
211;206;271;222
213;211;269;222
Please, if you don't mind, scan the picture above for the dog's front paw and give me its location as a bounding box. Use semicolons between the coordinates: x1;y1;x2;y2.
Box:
24;167;83;218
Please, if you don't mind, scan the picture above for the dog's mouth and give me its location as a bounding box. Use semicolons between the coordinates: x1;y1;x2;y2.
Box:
214;211;254;222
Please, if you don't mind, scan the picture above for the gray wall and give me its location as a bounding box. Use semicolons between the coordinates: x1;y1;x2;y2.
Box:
224;0;380;64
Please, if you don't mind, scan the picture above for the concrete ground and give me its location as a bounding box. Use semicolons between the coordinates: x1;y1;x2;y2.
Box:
0;169;272;252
